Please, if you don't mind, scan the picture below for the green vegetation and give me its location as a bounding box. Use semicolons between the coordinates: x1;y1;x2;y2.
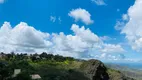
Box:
0;52;85;80
0;52;135;80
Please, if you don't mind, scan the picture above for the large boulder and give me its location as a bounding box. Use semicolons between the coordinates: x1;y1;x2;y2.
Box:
80;59;109;80
80;59;135;80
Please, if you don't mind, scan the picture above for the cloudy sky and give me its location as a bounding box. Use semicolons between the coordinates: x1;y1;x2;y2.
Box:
0;0;142;62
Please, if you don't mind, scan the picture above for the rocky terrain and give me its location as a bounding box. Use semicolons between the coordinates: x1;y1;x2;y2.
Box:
79;59;134;80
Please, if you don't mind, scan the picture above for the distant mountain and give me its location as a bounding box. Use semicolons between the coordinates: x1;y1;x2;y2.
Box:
105;63;142;80
114;63;142;70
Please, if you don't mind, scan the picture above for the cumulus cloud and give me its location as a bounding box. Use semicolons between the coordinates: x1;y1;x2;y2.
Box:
51;24;124;58
0;22;124;60
119;0;142;52
68;8;94;25
0;22;52;53
91;0;106;6
49;24;101;57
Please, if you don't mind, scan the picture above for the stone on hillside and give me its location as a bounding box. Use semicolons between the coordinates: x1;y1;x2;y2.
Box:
80;59;109;80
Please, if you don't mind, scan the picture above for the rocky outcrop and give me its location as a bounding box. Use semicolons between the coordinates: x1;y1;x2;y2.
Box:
80;59;109;80
80;59;135;80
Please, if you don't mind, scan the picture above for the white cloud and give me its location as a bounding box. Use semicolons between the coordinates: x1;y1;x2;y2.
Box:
50;16;62;24
71;24;99;42
122;14;129;21
0;22;52;53
91;0;106;6
0;0;4;3
49;24;124;59
101;44;124;53
100;36;116;41
96;53;125;61
120;0;142;52
115;14;129;30
68;8;94;25
100;36;110;41
50;16;56;22
0;22;124;60
115;21;126;30
50;24;101;57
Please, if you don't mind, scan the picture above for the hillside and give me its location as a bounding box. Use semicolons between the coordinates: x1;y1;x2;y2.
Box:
0;53;135;80
106;63;142;80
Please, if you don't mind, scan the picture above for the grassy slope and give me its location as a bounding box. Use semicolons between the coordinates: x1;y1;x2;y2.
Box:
29;60;133;80
29;60;88;80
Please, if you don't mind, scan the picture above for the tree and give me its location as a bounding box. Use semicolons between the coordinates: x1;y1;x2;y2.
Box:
12;72;32;80
40;52;48;59
0;61;12;80
54;55;66;62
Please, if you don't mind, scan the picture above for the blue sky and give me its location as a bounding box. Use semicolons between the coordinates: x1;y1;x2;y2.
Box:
0;0;133;35
0;0;142;62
